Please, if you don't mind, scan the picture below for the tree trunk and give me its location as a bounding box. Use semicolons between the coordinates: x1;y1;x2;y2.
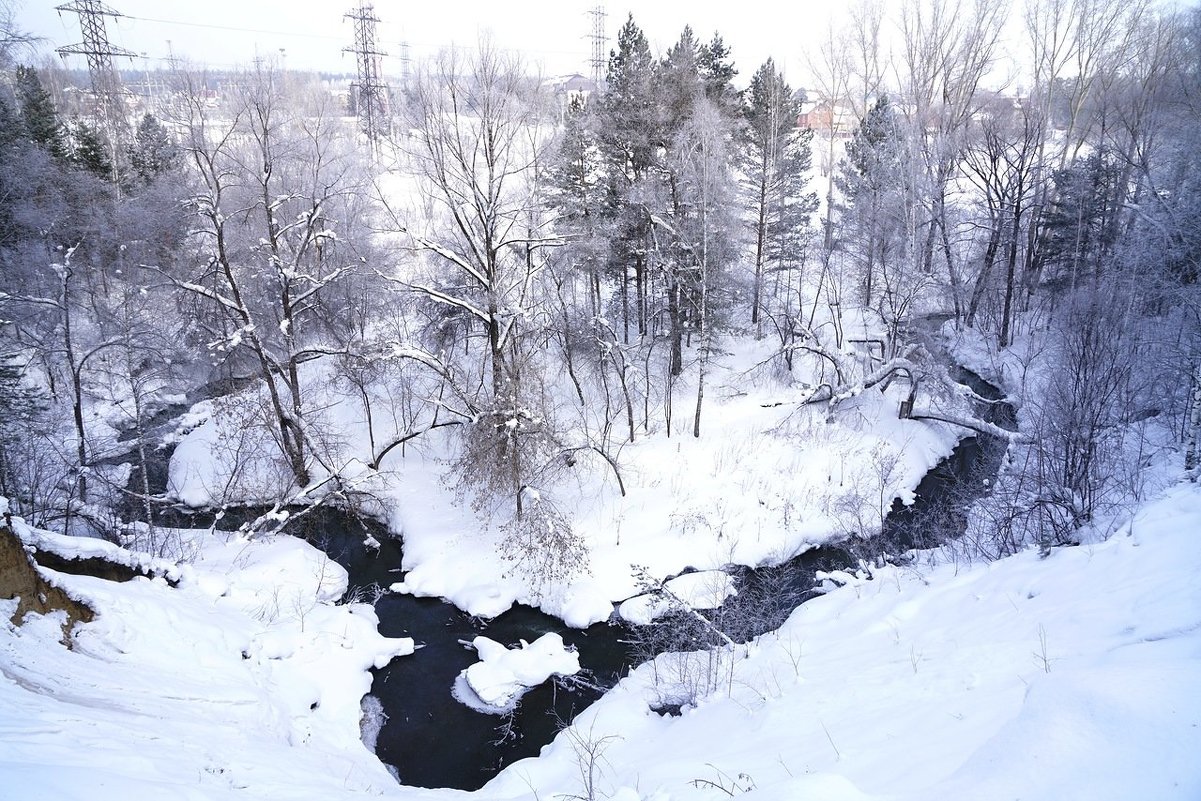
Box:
1186;361;1201;478
620;265;630;345
999;206;1022;348
62;269;88;505
966;223;1001;328
751;152;770;335
668;275;683;377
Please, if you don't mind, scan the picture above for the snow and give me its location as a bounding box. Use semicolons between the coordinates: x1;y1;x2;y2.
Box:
453;633;581;714
1;515;419;801
386;335;959;626
489;481;1201;801
17;521;180;581
4;477;1201;800
19;290;1193;799
618;570;737;625
167;335;963;627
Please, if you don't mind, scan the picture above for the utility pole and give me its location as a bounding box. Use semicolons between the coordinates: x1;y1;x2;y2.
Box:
587;5;607;93
344;4;389;147
55;0;136;149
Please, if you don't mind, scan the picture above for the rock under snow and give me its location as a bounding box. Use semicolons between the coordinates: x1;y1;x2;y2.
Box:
453;633;580;714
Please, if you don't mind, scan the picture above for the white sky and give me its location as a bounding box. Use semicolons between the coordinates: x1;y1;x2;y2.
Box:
15;0;864;87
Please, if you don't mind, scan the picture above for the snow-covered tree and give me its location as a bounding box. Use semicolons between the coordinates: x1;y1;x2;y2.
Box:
162;66;375;492
13;65;66;160
395;43;588;586
127;113;179;185
742;58;817;337
837;96;906;311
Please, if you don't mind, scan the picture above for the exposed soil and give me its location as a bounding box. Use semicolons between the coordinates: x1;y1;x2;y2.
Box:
0;522;95;636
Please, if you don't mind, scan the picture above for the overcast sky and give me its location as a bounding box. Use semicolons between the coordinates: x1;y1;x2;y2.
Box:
16;0;856;86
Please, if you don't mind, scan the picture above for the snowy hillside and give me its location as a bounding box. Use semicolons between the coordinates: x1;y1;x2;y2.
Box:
491;481;1201;800
4;480;1199;800
1;518;419;800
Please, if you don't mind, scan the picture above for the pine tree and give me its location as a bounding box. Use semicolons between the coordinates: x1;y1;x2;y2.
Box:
698;33;739;113
660;27;702;135
544;95;605;316
743;59;817;333
14;65;66;159
0;93;22;150
0;354;49;513
596;15;661;343
68;118;113;180
837;95;905;306
600;15;660;177
1038;147;1126;288
128;113;179;183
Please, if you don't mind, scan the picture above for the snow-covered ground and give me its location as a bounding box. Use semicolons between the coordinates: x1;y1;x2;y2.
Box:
8;311;1197;800
491;481;1201;801
169;334;964;627
5;477;1200;800
1;519;420;800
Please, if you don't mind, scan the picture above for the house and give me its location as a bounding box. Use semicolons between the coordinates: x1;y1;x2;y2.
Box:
798;97;856;138
544;73;597;108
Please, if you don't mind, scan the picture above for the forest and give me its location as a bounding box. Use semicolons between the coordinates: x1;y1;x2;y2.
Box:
2;0;1201;797
1;1;1197;577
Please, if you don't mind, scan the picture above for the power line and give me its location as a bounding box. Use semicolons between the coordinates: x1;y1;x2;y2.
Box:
117;13;345;43
106;12;587;64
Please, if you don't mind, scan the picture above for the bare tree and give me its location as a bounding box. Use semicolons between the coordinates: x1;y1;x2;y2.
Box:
961;98;1042;343
389;43;589;588
160;66;374;494
897;0;1008;322
392;43;558;403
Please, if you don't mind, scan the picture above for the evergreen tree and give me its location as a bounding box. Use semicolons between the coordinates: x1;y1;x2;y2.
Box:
596;15;661;343
128;113;179;183
1038;147;1126;287
544;95;605;316
14;65;66;159
742;58;817;333
600;15;660;177
0;93;22;150
698;33;739;114
67;118;113;180
837;95;906;306
660;27;702;135
0;353;49;514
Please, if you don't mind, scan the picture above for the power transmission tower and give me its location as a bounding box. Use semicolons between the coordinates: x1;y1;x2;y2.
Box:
397;40;411;91
344;4;389;146
55;0;136;143
587;5;607;93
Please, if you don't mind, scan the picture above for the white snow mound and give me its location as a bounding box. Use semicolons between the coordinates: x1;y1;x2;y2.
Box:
454;633;581;714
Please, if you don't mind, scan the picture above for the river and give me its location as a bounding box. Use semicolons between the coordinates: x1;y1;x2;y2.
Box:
136;366;1015;791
